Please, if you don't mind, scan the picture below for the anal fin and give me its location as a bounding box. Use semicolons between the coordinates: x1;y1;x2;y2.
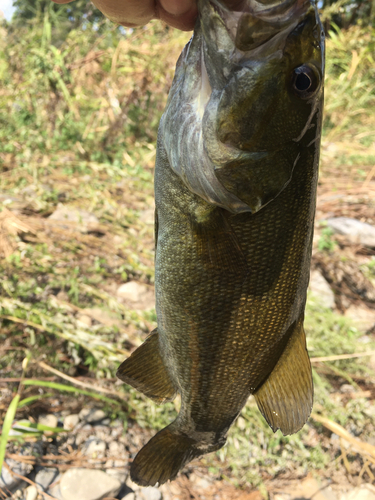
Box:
254;317;313;435
117;329;177;404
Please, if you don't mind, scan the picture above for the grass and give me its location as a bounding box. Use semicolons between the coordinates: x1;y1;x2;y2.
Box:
1;10;375;490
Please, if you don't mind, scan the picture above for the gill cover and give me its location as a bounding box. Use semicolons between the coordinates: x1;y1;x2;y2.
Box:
161;0;324;214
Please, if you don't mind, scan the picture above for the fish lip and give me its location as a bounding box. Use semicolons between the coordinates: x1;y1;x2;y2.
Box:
203;0;312;52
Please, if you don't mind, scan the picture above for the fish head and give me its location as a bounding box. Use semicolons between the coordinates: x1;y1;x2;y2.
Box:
161;0;325;214
199;0;325;212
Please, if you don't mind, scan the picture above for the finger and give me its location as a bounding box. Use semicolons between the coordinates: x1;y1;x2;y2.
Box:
157;1;198;31
90;0;154;26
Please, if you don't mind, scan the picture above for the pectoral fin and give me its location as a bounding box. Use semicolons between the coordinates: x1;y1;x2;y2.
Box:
254;318;313;435
117;329;177;404
191;206;247;274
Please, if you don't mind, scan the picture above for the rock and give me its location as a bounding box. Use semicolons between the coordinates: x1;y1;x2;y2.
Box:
137;487;162;500
106;468;128;483
64;414;80;430
344;304;375;332
80;308;123;328
0;456;33;490
83;438;107;457
79;408;106;424
25;485;38;500
340;384;355;393
38;414;58;428
35;467;59;490
48;204;99;233
108;441;126;456
325;217;375;248
341;485;375;500
60;468;121;500
308;270;335;309
116;281;155;310
48;484;63;500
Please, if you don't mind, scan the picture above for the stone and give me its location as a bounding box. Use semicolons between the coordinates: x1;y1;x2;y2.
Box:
83;438;107;457
79;408;106;423
25;485;38;500
38;414;58;428
344;304;375;332
48;484;63;500
341;485;375;500
137;487;162;500
80;308;123;328
0;456;33;490
60;468;121;500
64;414;80;430
108;441;126;456
308;270;335;309
48;204;99;233
116;281;155;310
325;217;375;248
106;468;128;483
35;467;59;490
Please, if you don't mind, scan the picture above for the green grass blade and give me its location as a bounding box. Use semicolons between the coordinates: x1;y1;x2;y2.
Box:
0;394;20;474
21;379;122;406
18;393;54;408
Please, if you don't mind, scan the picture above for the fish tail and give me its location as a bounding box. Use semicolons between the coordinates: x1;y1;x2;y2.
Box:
130;423;223;486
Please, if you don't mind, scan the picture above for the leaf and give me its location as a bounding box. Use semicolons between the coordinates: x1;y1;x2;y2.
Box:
0;394;20;474
21;379;122;406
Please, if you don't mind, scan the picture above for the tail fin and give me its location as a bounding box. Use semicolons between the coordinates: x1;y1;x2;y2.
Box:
131;423;226;486
130;425;200;486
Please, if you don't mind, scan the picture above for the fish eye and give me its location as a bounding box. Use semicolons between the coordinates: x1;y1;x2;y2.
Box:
291;64;320;99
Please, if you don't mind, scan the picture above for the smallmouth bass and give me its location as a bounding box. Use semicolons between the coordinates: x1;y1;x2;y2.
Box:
117;0;325;487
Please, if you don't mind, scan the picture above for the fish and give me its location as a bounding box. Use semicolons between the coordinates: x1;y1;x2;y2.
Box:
117;0;325;487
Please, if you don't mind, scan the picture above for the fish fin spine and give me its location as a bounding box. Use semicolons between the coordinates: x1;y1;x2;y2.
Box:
116;329;177;404
131;423;224;486
254;317;313;436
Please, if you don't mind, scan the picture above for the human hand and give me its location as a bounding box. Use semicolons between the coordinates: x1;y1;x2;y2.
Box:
51;0;199;31
51;0;246;31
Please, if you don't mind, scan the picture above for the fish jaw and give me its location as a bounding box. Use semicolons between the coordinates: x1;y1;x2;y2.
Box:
161;0;324;214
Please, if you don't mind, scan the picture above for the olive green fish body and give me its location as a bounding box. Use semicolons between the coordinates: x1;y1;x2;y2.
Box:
117;0;325;487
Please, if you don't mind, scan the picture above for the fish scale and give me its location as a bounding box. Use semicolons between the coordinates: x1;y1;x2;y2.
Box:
117;0;324;487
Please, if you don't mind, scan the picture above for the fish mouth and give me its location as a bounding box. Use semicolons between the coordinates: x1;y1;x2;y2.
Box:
202;0;311;53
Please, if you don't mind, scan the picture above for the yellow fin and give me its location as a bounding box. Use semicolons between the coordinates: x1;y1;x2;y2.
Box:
254;318;313;435
131;424;200;486
117;329;177;404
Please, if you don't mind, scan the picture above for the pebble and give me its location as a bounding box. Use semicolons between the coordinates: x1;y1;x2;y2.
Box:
34;467;59;490
25;485;38;500
344;304;375;332
137;487;162;500
325;217;375;248
108;441;126;456
48;204;99;233
60;468;121;500
341;485;375;500
83;437;107;457
0;457;33;490
79;408;106;424
116;281;155;310
38;414;58;428
308;269;335;309
64;414;80;430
